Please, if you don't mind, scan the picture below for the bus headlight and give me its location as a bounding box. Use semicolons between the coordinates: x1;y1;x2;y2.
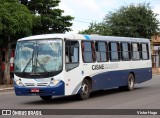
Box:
15;80;24;87
49;79;60;86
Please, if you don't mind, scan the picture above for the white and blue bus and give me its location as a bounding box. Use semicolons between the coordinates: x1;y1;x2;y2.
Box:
14;34;152;100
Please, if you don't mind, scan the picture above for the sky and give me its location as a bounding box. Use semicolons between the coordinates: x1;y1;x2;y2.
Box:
59;0;160;33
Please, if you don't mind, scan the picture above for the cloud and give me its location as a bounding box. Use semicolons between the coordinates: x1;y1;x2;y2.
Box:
153;5;160;22
60;0;104;20
68;22;89;34
72;0;102;15
96;0;119;9
59;1;74;16
60;0;105;33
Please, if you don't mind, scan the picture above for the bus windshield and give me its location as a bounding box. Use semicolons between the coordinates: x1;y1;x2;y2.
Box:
14;39;62;75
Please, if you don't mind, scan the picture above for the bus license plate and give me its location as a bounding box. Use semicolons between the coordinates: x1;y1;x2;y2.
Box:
31;89;39;93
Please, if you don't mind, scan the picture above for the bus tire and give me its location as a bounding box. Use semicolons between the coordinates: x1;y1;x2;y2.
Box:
127;73;135;91
119;74;135;91
78;79;91;100
40;96;52;101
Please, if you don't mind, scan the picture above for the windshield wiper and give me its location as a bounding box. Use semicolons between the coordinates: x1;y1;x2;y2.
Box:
36;58;47;72
22;49;34;73
22;57;33;72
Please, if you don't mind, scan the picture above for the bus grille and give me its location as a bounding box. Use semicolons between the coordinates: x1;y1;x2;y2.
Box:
25;83;35;86
37;83;48;86
24;83;48;87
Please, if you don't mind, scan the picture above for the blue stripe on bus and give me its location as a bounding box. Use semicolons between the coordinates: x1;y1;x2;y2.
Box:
91;67;152;91
83;35;91;40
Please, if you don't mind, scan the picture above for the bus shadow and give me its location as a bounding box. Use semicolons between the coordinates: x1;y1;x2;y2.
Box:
23;95;80;105
90;87;143;99
23;87;145;105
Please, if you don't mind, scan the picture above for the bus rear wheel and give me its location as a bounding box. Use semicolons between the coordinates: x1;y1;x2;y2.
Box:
40;96;52;101
119;73;135;91
127;73;135;91
78;79;91;100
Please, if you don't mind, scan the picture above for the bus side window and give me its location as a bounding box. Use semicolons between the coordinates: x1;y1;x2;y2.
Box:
65;40;79;71
132;43;140;60
82;41;96;63
96;41;108;62
141;43;149;60
109;42;120;61
121;42;130;61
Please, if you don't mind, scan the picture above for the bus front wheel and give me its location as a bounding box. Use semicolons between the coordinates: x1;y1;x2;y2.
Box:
40;96;52;101
78;79;91;100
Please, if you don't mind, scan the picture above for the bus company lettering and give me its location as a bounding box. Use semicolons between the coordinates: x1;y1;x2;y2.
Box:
92;64;119;70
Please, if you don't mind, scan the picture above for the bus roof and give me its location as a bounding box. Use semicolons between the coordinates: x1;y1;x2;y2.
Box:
18;34;150;43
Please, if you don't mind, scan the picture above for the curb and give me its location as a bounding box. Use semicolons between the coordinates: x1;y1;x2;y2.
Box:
0;87;14;91
152;74;160;76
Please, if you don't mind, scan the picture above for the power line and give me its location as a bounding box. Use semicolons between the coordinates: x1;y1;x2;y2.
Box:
75;18;99;21
73;19;91;24
73;18;101;24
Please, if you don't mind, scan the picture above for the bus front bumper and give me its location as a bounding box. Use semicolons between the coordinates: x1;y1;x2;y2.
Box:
14;81;64;96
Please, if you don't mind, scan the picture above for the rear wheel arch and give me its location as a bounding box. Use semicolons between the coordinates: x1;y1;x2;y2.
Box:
119;72;135;91
129;71;135;82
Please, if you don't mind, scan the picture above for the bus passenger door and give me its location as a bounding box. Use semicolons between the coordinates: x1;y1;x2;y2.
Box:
65;40;82;95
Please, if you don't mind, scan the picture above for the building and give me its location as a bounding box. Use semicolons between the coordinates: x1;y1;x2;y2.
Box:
151;33;160;73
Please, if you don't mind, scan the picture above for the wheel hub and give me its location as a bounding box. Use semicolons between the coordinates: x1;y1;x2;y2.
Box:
82;84;88;95
129;78;133;87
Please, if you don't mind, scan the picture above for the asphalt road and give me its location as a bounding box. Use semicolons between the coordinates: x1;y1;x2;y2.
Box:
1;75;160;118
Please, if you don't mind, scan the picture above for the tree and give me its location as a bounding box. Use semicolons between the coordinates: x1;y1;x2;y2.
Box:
79;22;112;36
104;3;159;38
80;3;159;39
0;0;32;84
20;0;74;35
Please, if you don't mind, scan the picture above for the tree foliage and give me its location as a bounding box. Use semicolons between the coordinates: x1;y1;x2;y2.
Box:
0;0;32;45
79;22;112;36
106;3;159;38
20;0;74;34
80;3;160;39
0;0;32;84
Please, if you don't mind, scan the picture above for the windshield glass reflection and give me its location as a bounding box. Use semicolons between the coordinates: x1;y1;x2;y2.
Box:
14;39;62;73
